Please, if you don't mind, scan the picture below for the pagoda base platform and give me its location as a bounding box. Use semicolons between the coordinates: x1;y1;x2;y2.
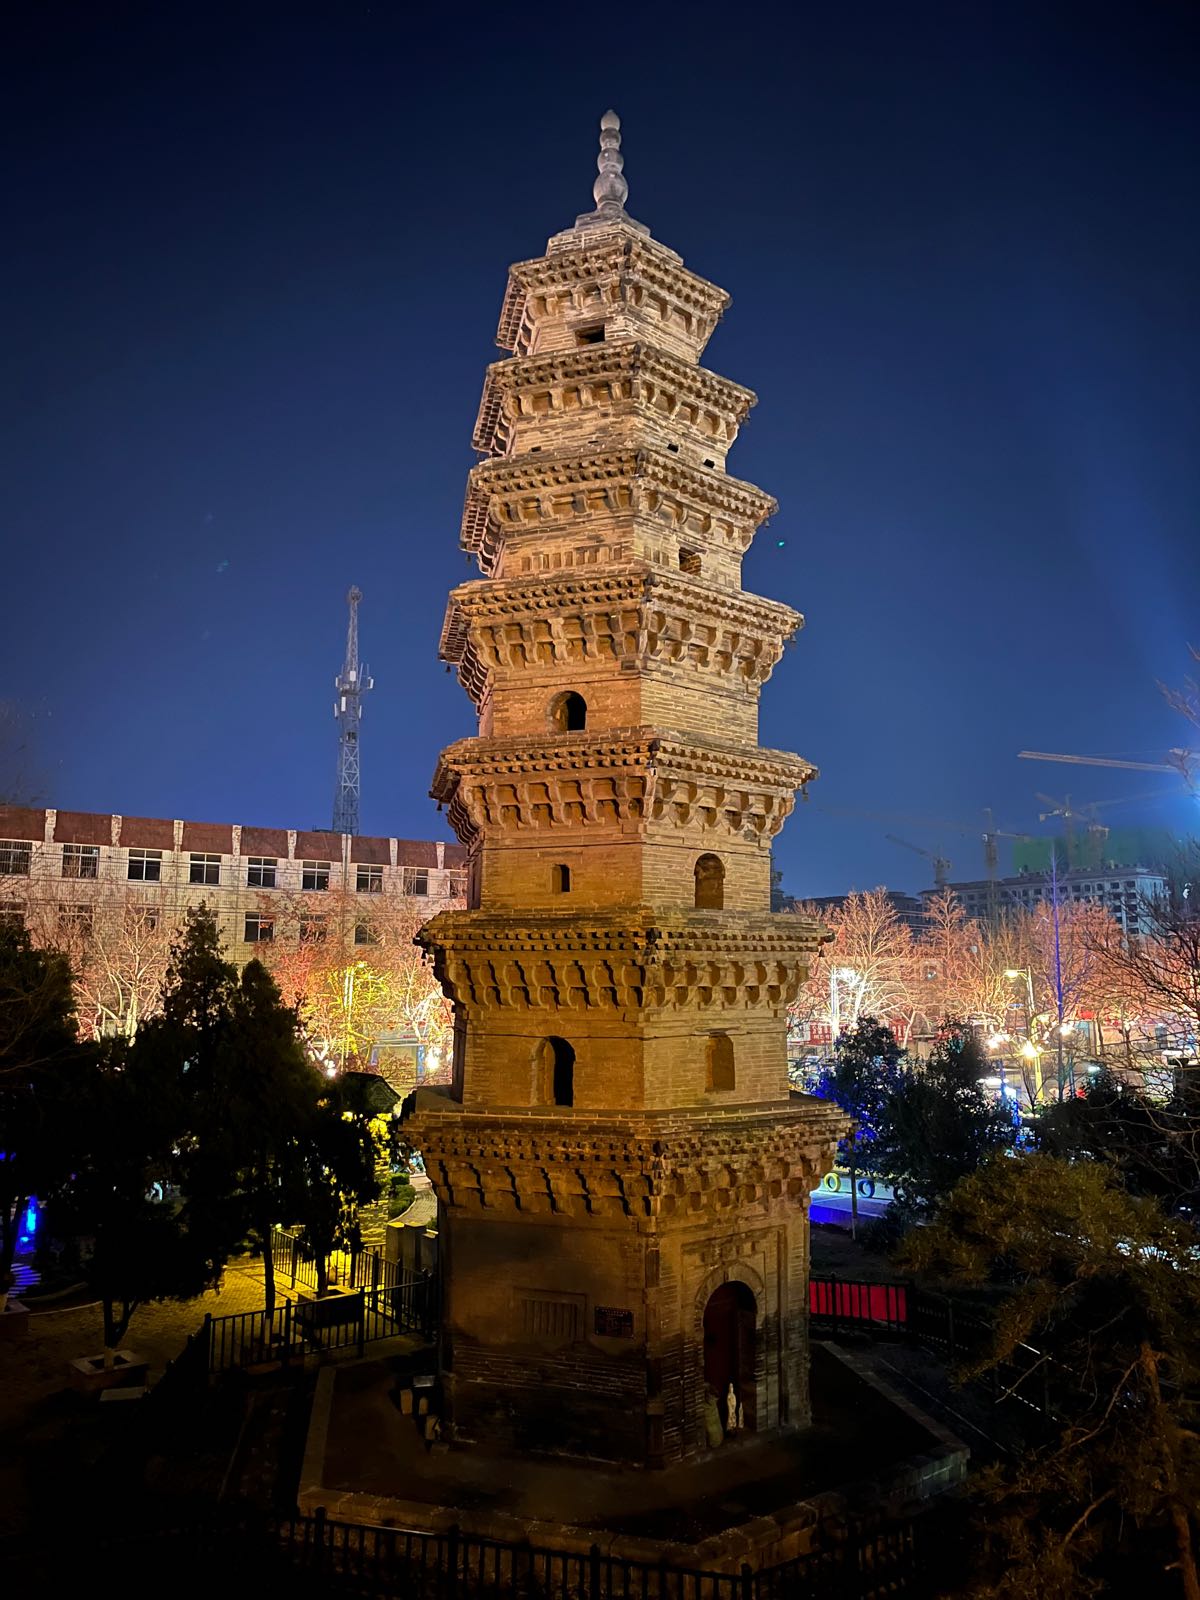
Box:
298;1342;966;1570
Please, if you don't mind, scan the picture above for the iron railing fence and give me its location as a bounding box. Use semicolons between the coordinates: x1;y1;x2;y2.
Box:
1;1506;945;1599
810;1275;1067;1428
809;1276;909;1339
204;1272;436;1374
269;1507;936;1600
271;1225;413;1299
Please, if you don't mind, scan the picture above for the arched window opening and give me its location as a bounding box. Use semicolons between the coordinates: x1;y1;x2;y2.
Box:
694;853;725;910
706;1033;735;1092
551;863;571;894
550;691;587;733
535;1037;575;1108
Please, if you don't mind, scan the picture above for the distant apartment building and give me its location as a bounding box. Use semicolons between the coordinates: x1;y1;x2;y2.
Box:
0;805;467;953
923;866;1167;936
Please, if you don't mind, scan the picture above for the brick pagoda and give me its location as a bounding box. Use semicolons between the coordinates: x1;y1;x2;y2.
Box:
409;113;844;1467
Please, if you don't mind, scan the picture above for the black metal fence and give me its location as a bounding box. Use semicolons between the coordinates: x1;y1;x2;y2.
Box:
205;1273;436;1374
266;1506;938;1600
271;1225;414;1299
2;1506;947;1599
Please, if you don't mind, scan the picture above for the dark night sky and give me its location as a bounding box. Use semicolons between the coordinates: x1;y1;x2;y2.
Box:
4;1;1198;897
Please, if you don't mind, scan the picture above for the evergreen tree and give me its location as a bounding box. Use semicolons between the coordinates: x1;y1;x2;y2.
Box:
296;1081;381;1296
185;958;322;1328
876;1021;1019;1221
1035;1067;1191;1207
899;1156;1200;1600
54;1034;221;1355
814;1016;905;1235
0;923;83;1280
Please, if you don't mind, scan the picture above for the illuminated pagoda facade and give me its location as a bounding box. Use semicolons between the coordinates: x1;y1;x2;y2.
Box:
409;114;844;1466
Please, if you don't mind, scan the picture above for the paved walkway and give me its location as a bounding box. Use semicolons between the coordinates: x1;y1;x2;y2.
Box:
0;1255;283;1434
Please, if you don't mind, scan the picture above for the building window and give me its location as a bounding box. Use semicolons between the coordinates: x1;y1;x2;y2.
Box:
244;914;274;943
189;852;221;886
0;841;32;877
303;860;331;891
706;1033;735;1092
549;691;587;733
446;870;467;897
58;903;94;938
694;853;725;910
127;849;162;883
356;864;383;894
678;547;702;575
551;863;571;894
535;1036;575;1107
575;324;605;345
0;905;26;928
354;921;379;946
246;857;276;888
125;905;160;934
300;914;327;943
62;844;99;880
403;867;429;895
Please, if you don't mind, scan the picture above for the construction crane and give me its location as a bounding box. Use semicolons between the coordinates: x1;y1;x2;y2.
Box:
332;586;373;836
1018;750;1183;774
822;805;1028;887
1033;793;1105;870
885;835;951;890
1032;786;1175;870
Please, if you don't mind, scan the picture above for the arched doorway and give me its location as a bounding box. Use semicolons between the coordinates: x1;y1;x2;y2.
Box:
702;1281;757;1436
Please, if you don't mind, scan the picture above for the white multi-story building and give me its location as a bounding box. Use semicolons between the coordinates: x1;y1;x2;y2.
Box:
0;804;467;953
923;865;1167;937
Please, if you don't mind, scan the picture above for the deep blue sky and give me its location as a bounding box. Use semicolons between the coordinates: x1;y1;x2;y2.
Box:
4;1;1198;897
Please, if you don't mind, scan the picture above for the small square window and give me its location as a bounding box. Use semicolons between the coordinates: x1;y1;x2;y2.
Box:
666;442;679;454
300;914;327;943
125;905;160;934
575;324;605;346
303;860;331;892
244;914;274;943
356;865;383;894
354;921;379;946
403;867;429;896
0;904;26;927
189;853;221;886
0;841;32;877
127;848;162;883
446;871;467;898
246;857;277;889
678;547;702;576
62;844;100;880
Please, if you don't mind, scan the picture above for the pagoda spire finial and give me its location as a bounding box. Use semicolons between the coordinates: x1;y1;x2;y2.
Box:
567;109;650;238
593;110;628;217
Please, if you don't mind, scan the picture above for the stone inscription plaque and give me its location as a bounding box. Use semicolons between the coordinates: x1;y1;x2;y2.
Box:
594;1305;635;1338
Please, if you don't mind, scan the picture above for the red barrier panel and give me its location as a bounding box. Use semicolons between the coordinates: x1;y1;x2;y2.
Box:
809;1277;908;1327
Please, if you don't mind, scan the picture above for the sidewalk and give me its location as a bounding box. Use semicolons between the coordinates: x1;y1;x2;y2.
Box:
0;1254;284;1435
